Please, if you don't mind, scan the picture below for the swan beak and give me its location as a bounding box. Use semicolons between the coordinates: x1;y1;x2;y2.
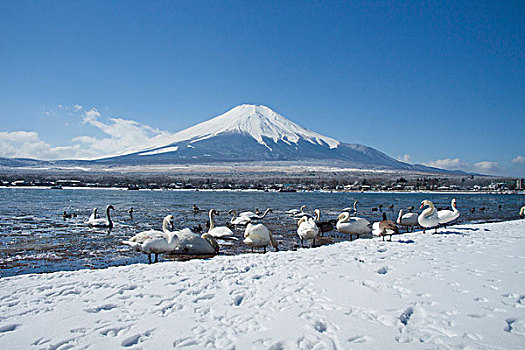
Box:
420;203;424;209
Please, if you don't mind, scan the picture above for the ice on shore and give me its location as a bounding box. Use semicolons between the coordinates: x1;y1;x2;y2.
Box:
1;220;524;348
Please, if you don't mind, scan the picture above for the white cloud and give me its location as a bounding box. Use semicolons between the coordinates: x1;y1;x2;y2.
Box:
511;155;525;164
0;106;173;160
422;157;504;175
397;154;412;163
423;158;467;170
474;161;499;171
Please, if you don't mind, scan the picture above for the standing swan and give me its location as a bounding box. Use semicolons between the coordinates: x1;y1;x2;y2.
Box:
86;205;114;228
437;198;460;228
229;210;252;225
123;215;178;263
336;212;371;241
418;200;440;233
297;215;319;248
243;223;279;253
396;209;418;232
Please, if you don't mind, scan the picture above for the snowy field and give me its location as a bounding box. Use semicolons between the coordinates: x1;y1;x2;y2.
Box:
1;220;524;349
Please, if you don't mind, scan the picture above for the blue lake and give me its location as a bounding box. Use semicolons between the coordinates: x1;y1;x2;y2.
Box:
1;188;523;277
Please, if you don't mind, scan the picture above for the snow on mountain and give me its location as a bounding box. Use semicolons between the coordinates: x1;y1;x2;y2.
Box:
140;104;339;153
94;104;442;172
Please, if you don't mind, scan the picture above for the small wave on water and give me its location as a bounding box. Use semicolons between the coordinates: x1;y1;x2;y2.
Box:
0;188;523;277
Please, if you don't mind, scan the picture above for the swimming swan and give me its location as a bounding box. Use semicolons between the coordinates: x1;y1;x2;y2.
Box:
229;210;252;225
86;205;114;228
240;208;273;220
342;201;359;214
207;209;236;240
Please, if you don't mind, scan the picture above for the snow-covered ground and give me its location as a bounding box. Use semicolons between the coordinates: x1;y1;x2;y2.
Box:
1;220;525;349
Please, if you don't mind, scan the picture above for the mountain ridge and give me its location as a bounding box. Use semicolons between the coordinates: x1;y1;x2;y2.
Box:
0;104;464;174
92;104;447;173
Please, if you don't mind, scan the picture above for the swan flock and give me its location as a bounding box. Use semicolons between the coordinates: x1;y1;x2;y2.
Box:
79;198;475;263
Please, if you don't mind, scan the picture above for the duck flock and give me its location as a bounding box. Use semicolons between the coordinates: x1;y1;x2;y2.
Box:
79;200;525;264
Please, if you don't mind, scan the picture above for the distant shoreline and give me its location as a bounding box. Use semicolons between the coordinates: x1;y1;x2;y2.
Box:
0;186;522;195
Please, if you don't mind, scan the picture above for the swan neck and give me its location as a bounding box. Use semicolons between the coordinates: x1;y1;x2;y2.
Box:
106;207;112;225
209;210;215;230
162;219;172;234
340;212;350;223
259;208;271;219
423;202;435;217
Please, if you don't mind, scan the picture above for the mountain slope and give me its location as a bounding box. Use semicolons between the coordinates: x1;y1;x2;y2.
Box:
94;104;438;172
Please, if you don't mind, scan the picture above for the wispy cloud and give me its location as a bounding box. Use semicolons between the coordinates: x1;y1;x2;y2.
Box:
397;154;412;163
0;106;172;160
422;157;504;175
423;158;467;170
511;155;525;164
473;161;499;171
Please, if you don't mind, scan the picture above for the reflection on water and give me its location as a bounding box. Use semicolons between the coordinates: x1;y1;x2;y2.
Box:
1;188;523;277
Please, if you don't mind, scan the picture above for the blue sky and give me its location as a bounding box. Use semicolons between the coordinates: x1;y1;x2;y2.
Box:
0;1;524;175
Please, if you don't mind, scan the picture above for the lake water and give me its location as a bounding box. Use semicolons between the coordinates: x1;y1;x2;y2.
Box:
1;188;523;277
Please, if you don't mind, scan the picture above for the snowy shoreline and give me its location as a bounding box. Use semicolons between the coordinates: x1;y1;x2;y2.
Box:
1;220;525;348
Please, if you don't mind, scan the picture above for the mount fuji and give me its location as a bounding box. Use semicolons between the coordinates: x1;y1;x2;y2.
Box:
94;104;438;172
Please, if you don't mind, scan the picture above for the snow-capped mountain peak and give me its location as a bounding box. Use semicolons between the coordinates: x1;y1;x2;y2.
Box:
153;104;340;151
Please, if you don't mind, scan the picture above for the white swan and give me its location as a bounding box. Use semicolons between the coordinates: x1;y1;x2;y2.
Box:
437;198;460;227
288;205;307;216
297;216;319;248
342;201;359;214
293;206;314;220
88;208;98;221
243;223;279;253
207;209;236;240
170;228;219;255
229;210;251;225
240;208;273;220
396;209;419;232
520;206;525;219
86;205;114;228
123;215;178;263
418;200;440;233
336;212;371;240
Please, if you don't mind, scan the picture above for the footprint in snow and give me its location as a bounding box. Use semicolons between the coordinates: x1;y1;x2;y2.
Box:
121;330;153;347
347;335;367;343
377;266;389;275
232;294;244;306
0;324;21;333
84;304;117;313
